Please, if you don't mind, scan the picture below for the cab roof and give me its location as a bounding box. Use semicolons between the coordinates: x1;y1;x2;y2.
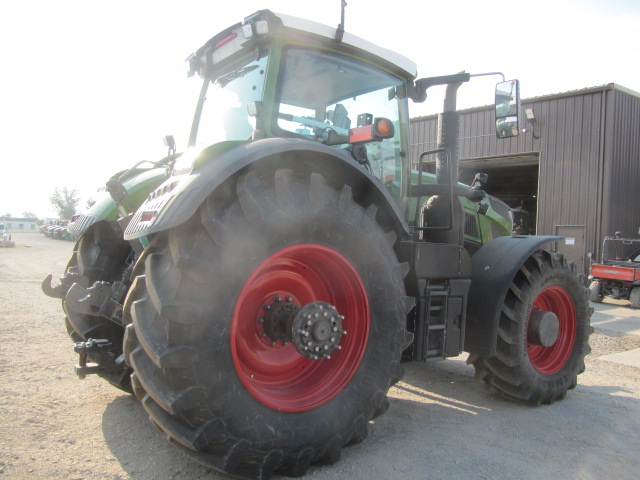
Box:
273;12;417;79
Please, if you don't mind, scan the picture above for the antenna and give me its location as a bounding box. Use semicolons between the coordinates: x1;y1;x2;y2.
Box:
334;1;347;43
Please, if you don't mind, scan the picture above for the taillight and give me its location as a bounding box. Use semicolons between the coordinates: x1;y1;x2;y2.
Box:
215;33;238;49
141;211;155;222
348;118;394;144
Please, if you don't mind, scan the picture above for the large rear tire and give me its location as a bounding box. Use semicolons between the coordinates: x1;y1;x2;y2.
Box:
123;167;412;478
63;221;133;392
472;250;592;405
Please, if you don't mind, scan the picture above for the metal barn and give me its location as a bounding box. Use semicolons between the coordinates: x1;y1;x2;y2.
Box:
410;84;640;274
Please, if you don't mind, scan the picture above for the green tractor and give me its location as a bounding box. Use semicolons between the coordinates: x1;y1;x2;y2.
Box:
43;8;591;479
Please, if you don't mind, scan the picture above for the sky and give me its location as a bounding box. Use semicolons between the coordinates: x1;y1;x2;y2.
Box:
1;0;639;219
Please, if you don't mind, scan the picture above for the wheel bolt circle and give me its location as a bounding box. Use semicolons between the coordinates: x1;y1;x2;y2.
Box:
290;301;344;360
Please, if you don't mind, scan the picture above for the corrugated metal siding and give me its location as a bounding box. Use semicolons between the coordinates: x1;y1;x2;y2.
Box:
410;84;640;268
409;115;438;169
603;89;640;240
533;90;604;261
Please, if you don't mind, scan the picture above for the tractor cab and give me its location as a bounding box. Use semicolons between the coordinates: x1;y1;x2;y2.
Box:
184;10;415;207
183;10;516;240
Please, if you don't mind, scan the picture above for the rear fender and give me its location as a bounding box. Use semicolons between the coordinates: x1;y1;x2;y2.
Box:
464;235;562;356
124;138;410;240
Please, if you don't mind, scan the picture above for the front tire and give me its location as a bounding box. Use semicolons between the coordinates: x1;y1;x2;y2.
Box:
589;280;604;303
124;167;412;478
472;250;592;405
630;286;640;309
63;221;133;392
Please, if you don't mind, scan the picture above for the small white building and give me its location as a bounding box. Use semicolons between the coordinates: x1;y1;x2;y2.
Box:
0;216;39;232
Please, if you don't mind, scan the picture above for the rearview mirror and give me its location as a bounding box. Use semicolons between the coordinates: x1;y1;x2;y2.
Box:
495;80;520;138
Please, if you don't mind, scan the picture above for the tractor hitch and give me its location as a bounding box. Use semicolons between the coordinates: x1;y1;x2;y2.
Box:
41;272;80;299
64;279;129;324
74;339;127;379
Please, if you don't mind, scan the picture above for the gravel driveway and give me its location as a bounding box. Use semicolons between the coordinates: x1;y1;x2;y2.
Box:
1;233;639;479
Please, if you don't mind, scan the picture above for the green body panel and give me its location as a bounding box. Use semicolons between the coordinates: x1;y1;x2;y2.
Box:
68;167;170;239
93;168;170;220
474;200;512;241
192;141;249;171
406;170;512;246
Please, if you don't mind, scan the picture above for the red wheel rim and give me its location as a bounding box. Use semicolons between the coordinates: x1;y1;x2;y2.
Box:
231;244;369;412
527;286;576;374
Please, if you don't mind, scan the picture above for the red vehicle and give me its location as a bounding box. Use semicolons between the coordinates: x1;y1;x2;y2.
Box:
589;234;640;308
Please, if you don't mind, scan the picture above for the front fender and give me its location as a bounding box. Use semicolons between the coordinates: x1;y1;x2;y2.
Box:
124;138;410;240
464;235;562;356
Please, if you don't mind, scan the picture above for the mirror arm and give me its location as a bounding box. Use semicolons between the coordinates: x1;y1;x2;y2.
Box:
469;71;506;82
410;73;471;103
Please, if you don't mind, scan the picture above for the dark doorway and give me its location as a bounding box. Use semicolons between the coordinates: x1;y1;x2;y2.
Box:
459;153;540;234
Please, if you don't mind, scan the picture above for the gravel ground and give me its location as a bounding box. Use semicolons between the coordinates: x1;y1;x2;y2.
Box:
1;233;639;479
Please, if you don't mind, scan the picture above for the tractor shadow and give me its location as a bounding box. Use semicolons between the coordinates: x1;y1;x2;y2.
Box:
100;358;640;480
101;395;221;479
329;358;640;479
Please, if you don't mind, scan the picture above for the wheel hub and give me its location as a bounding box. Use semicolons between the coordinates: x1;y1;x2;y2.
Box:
261;296;299;344
527;308;560;347
291;302;345;360
261;297;345;360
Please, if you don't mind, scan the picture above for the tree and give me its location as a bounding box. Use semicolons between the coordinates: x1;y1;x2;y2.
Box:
50;187;80;220
22;211;38;219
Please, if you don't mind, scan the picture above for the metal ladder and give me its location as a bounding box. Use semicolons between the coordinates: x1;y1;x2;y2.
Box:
422;283;449;361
